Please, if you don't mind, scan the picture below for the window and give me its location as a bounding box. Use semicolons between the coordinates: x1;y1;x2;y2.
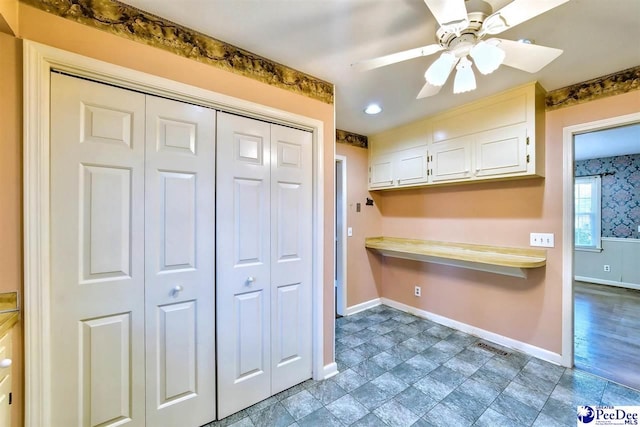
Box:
575;175;601;249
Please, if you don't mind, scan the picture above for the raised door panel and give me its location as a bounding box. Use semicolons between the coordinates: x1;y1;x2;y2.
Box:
156;302;197;406
431;92;527;143
0;376;9;427
0;332;11;427
80;165;132;282
0;368;9;427
474;124;528;178
234;291;267;380
80;314;132;427
397;146;429;186
50;73;146;427
430;137;472;182
270;125;313;394
144;95;216;427
369;154;395;189
216;112;272;418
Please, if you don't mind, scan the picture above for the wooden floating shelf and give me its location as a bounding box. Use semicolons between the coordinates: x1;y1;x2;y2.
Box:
365;236;547;279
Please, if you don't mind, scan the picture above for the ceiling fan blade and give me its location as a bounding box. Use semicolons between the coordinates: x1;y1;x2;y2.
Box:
417;81;444;99
491;38;563;73
483;0;570;35
352;44;443;72
423;0;468;26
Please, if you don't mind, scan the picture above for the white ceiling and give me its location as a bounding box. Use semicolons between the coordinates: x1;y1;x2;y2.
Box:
119;0;640;136
575;123;640;161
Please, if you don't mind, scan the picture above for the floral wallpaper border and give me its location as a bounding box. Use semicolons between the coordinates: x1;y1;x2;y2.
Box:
336;129;368;148
21;0;334;104
546;65;640;111
575;154;640;239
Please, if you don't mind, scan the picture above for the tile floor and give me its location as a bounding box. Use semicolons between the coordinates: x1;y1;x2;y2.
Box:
205;305;640;427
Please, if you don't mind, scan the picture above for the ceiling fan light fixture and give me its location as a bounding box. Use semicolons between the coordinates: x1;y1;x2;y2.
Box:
424;52;457;86
470;40;505;75
453;57;476;94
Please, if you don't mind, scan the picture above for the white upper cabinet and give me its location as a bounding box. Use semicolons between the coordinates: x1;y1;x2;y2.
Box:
397;146;429;186
369;146;429;189
474;124;528;178
430;136;472;183
369;153;395;188
368;82;545;190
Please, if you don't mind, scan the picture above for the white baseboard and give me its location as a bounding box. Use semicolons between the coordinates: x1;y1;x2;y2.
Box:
575;276;640;291
380;297;563;366
345;298;381;316
323;362;338;380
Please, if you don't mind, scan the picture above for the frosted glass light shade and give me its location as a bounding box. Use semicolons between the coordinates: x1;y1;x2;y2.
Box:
453;57;476;94
470;40;505;75
424;52;457;86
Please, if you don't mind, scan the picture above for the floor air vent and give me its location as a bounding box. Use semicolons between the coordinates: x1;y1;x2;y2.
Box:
476;342;510;357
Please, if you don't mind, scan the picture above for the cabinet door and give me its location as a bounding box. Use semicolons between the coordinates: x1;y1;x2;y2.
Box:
397;146;429;186
430;136;472;182
369;154;395;189
474;124;528;178
0;332;10;427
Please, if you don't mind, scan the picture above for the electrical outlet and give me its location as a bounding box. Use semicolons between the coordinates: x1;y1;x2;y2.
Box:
414;286;421;297
604;265;611;272
530;233;555;248
347;227;353;237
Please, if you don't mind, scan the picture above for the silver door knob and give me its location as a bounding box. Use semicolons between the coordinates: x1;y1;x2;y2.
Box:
0;358;11;368
246;276;255;285
171;285;183;297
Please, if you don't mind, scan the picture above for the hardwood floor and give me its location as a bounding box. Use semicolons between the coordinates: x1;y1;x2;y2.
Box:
574;281;640;391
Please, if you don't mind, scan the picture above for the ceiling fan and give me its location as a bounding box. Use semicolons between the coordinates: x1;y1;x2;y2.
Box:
353;0;569;98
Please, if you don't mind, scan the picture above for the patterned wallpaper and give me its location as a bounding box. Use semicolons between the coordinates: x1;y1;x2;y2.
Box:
575;154;640;238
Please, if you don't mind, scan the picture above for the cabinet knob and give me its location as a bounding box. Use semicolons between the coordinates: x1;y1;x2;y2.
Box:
0;358;11;368
246;276;255;285
171;285;183;297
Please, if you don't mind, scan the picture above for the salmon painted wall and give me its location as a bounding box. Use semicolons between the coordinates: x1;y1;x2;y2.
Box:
335;143;382;308
2;4;335;423
0;0;18;34
0;30;23;427
16;5;335;361
370;89;640;355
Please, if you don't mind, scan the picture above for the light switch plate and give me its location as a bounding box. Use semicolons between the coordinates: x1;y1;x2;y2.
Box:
347;227;353;237
530;232;554;248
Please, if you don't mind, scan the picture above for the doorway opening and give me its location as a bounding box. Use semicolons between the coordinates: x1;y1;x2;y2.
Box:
562;113;640;391
335;155;347;317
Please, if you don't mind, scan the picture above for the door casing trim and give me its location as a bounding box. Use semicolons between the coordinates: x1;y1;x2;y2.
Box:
23;40;326;426
560;111;640;367
335;155;347;317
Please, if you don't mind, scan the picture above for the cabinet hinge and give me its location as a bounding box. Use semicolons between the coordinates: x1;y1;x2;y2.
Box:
526;154;530;163
9;392;12;405
368;177;371;183
427;169;430;176
526;136;530;145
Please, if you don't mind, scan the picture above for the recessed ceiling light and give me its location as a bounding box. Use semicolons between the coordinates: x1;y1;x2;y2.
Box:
364;103;382;115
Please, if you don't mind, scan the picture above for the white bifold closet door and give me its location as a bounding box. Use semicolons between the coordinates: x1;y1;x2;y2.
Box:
50;72;216;427
144;95;216;427
216;112;313;418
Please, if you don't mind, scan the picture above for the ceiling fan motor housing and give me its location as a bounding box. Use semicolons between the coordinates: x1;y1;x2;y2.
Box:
437;11;488;55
